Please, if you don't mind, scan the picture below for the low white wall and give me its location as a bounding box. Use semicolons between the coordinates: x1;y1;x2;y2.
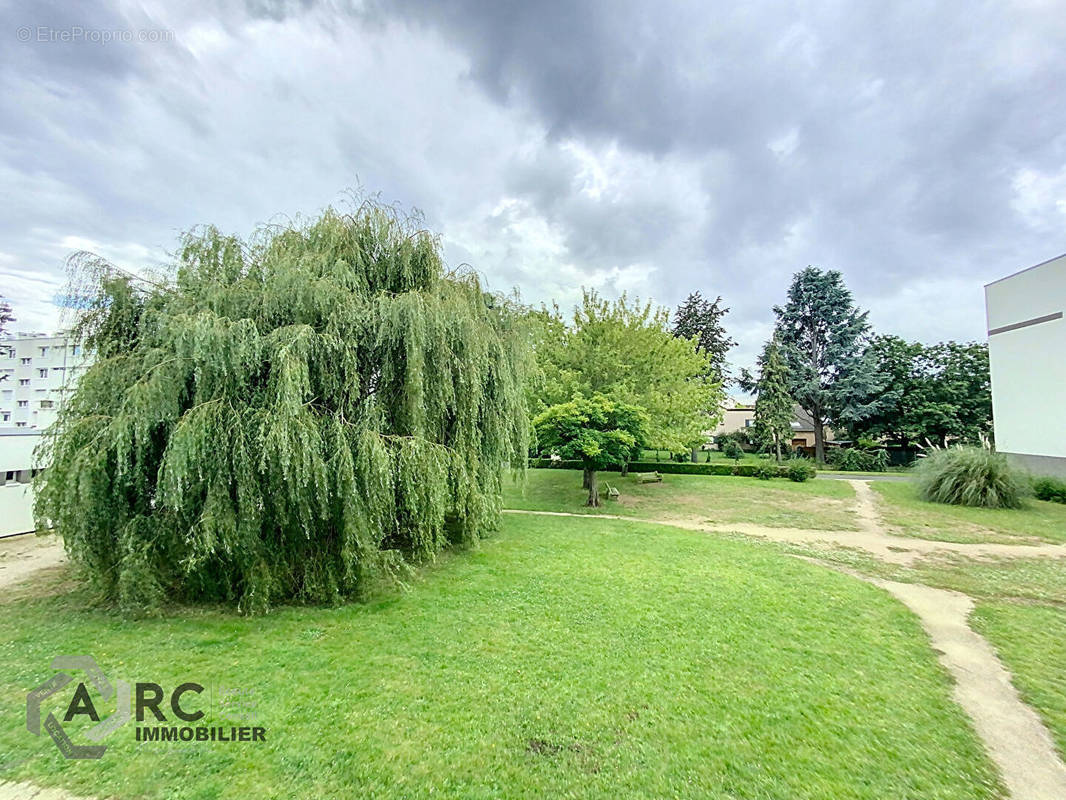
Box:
0;482;36;536
0;430;43;472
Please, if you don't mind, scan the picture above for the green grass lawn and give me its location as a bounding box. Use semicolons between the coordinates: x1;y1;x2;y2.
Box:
0;515;1002;799
870;481;1066;544
504;468;860;530
972;603;1066;760
758;537;1066;767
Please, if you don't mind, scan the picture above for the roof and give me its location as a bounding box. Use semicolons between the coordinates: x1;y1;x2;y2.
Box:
791;404;816;432
984;252;1066;288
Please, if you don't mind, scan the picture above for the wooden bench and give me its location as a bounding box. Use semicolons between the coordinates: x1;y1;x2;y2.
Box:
601;482;621;499
636;472;663;483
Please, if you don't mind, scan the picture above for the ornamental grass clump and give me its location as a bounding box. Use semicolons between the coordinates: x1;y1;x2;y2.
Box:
36;201;531;614
914;447;1028;509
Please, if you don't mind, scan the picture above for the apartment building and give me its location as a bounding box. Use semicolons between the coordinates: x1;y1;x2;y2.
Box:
985;254;1066;477
0;332;92;429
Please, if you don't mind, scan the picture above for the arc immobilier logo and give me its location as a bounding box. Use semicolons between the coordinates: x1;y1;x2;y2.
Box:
27;655;266;759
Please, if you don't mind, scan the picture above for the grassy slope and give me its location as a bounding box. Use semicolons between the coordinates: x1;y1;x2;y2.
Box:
870;481;1066;544
760;541;1066;766
972;604;1066;760
0;515;1000;799
905;555;1066;762
504;469;859;530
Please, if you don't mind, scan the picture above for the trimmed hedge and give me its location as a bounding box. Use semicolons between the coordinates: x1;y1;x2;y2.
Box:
528;459;809;479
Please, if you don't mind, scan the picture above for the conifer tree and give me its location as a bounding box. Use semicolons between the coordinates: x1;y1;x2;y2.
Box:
36;202;531;613
752;336;793;462
773;267;884;463
671;291;735;383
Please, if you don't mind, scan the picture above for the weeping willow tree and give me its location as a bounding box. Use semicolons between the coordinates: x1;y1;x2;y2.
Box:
35;202;530;613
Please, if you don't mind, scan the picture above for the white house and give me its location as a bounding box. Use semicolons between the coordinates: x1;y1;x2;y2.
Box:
984;254;1066;477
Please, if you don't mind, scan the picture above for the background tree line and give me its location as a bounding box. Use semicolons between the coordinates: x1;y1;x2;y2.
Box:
35;196;995;608
741;267;991;462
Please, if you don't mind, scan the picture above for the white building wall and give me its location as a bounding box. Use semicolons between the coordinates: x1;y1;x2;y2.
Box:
0;333;91;429
985;254;1066;476
0;430;44;536
0;331;91;536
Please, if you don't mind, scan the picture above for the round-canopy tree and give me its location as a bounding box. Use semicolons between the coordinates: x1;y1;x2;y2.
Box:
533;394;648;506
36;203;530;613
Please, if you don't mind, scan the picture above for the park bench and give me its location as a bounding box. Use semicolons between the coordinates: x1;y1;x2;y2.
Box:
636;472;663;483
601;482;621;499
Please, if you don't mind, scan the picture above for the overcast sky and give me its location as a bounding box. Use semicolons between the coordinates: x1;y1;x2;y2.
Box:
2;0;1065;375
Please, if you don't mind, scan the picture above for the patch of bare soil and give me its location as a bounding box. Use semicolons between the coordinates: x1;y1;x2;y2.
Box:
0;534;66;593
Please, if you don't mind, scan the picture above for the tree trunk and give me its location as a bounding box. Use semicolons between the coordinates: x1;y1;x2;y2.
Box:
582;467;592;490
775;436;782;464
690;447;699;463
586;469;599;507
620;461;629;477
814;411;825;464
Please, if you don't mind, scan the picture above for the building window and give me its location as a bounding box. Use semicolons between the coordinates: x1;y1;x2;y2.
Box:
38;368;48;378
17;400;28;408
20;357;31;365
15;422;25;427
38;346;49;356
71;345;80;356
1;412;9;422
744;419;754;427
39;400;54;409
4;470;13;482
18;379;29;386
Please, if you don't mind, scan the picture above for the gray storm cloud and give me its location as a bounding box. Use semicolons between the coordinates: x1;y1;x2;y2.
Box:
1;0;1064;372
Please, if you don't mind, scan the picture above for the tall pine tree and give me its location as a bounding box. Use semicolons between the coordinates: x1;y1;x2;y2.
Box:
752;336;793;463
671;291;736;384
773;267;884;463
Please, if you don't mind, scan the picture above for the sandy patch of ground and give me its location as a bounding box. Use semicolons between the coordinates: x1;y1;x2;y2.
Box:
0;534;66;592
0;780;97;799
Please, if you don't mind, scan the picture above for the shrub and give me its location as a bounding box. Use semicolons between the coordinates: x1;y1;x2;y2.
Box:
915;448;1028;509
1033;476;1066;504
754;463;778;481
722;440;744;461
827;447;888;472
787;460;817;482
715;429;753;449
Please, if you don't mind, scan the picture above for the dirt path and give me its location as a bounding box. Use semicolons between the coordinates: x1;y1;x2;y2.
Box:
0;534;65;592
0;780;97;800
504;482;1066;565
